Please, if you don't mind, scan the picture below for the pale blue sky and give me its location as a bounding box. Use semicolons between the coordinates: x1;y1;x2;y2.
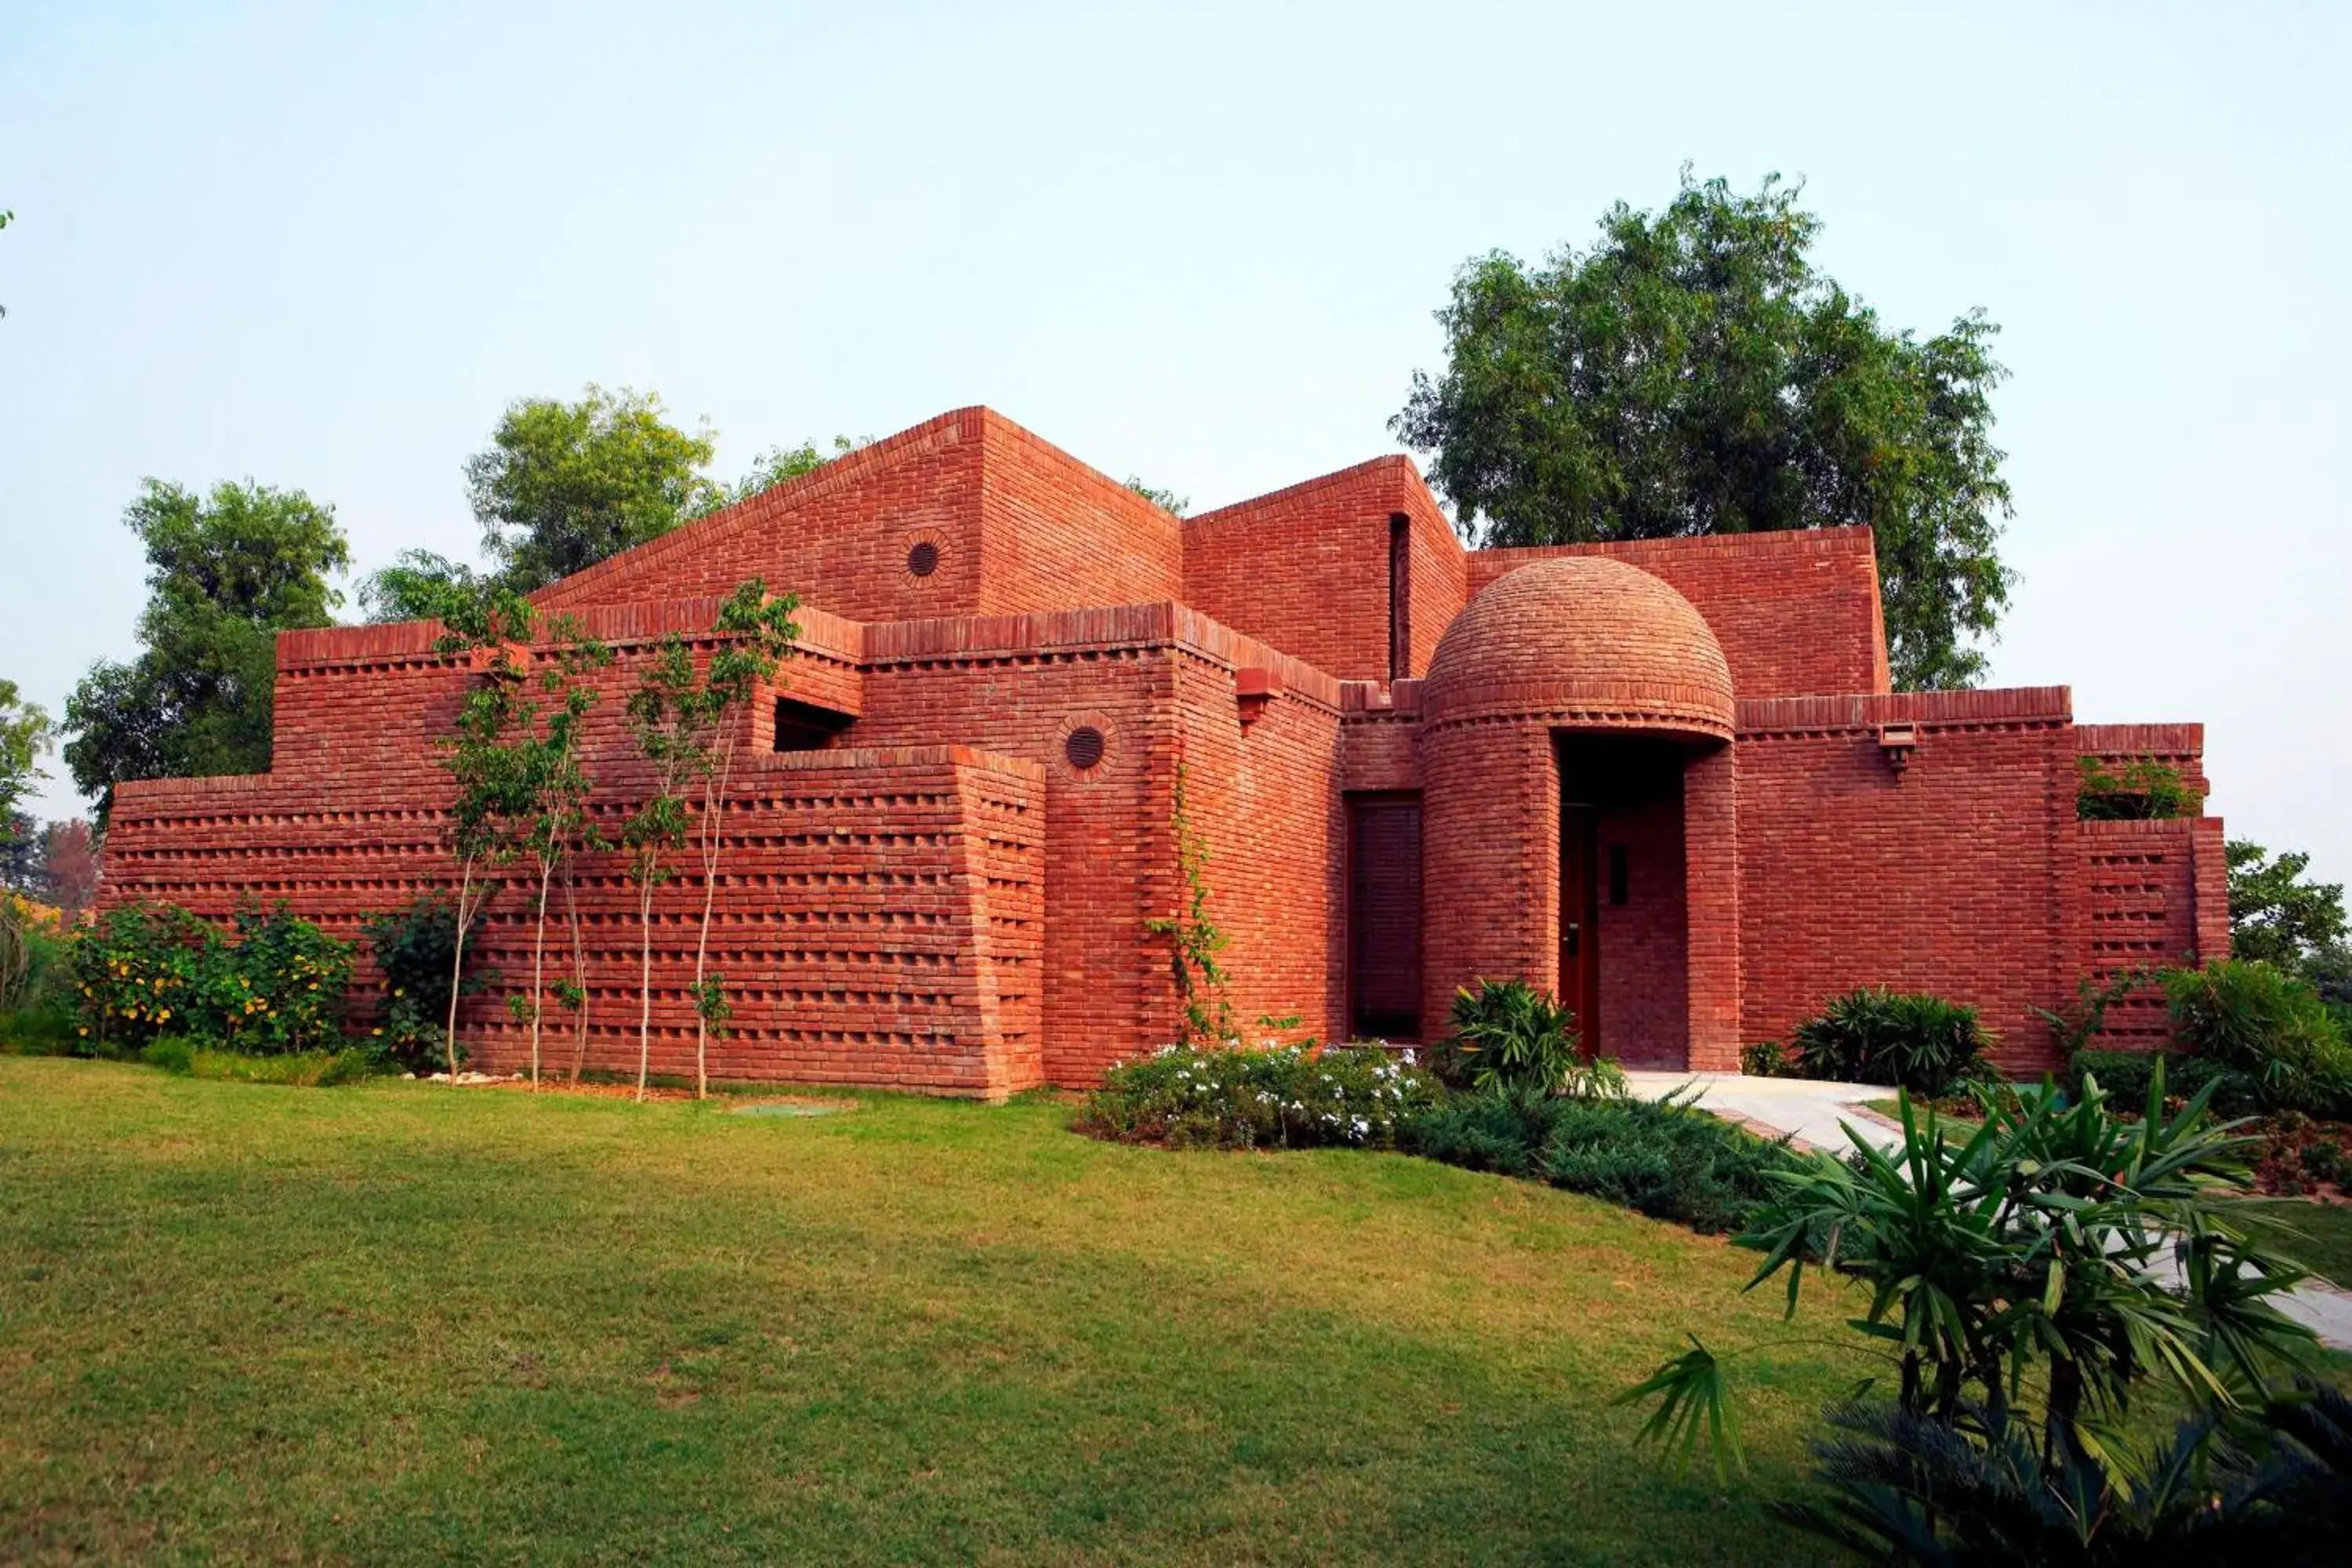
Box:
2;1;2346;887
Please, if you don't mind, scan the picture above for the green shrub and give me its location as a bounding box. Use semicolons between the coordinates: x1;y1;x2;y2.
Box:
144;1041;378;1086
1791;988;1993;1098
68;902;224;1053
2068;1049;2258;1117
140;1036;195;1073
1404;1088;1803;1235
2161;959;2351;1116
1076;1043;1440;1149
206;900;355;1054
1740;1039;1795;1077
70;898;355;1055
2075;755;2201;820
361;895;479;1073
1434;978;1623;1097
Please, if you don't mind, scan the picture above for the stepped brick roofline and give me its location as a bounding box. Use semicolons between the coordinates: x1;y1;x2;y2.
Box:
1185;454;1453;539
528;405;1185;614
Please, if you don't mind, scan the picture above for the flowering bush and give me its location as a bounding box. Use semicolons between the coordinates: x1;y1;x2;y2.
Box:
1076;1042;1441;1149
69;902;223;1054
71;898;354;1055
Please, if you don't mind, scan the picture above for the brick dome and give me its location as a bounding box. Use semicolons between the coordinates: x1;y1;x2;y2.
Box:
1422;557;1733;738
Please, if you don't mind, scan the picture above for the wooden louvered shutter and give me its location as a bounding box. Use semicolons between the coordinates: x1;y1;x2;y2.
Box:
1348;795;1422;1040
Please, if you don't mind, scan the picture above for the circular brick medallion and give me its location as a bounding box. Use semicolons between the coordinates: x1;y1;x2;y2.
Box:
906;539;940;578
1051;712;1121;782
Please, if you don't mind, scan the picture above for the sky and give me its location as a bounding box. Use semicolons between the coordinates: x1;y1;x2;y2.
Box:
1;0;2346;888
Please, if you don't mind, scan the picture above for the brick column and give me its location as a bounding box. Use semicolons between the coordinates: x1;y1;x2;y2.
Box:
1683;741;1741;1071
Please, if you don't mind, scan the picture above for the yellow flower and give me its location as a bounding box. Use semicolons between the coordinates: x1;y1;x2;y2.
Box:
157;1009;171;1023
76;1026;89;1037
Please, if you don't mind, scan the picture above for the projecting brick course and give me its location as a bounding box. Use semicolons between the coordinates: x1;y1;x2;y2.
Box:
100;407;2228;1090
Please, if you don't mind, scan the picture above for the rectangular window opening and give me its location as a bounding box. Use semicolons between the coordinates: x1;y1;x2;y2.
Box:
773;697;854;753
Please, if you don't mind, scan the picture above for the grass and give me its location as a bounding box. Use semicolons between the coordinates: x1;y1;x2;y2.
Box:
2231;1200;2352;1289
1860;1100;2352;1290
0;1057;1880;1566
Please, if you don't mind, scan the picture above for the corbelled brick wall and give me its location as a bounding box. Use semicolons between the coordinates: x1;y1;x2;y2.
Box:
2072;815;2230;1049
106;604;1049;1096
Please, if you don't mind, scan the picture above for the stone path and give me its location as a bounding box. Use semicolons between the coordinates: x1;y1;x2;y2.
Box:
1624;1070;2352;1351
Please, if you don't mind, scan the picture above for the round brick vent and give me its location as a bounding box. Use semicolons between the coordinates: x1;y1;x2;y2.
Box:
906;540;940;578
1063;725;1106;771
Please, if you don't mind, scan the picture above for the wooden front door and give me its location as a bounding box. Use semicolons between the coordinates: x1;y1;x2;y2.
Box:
1559;801;1600;1054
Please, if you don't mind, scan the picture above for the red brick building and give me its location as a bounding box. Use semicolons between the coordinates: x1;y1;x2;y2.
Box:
100;408;2229;1094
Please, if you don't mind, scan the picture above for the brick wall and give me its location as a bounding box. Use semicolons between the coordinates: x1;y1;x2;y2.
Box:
2072;816;2230;1050
1421;722;1559;1038
1172;643;1347;1047
535;411;989;622
533;408;1186;627
1733;688;2078;1073
1469;528;1889;700
976;414;1187;615
104;736;1047;1096
1183;457;1467;683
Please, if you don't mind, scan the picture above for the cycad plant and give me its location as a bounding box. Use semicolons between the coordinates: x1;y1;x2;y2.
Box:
1441;978;1624;1098
1782;1386;2352;1566
1620;1065;2318;1532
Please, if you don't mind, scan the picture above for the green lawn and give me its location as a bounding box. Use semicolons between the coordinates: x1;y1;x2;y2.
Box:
1857;1098;2352;1289
2233;1200;2352;1289
0;1058;1875;1566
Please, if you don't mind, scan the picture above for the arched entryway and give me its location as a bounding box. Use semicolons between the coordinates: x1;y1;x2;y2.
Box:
1418;558;1743;1072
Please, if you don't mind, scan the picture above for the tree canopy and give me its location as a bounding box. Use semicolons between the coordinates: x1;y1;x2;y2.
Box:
1393;171;2015;690
356;391;861;621
1;677;51;833
2228;837;2347;975
63;479;349;825
467;385;718;593
688;435;866;521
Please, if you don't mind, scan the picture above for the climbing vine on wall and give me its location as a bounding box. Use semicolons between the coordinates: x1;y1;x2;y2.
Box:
1145;763;1234;1048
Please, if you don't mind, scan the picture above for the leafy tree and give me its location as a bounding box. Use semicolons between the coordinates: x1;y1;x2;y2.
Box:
2227;838;2347;975
1393;170;2014;690
688;435;866;520
622;580;800;1099
466;385;717;593
430;583;540;1077
1;678;52;834
2075;755;2201;820
40;819;100;919
358;549;485;624
0;811;39;893
64;480;350;825
506;615;611;1089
